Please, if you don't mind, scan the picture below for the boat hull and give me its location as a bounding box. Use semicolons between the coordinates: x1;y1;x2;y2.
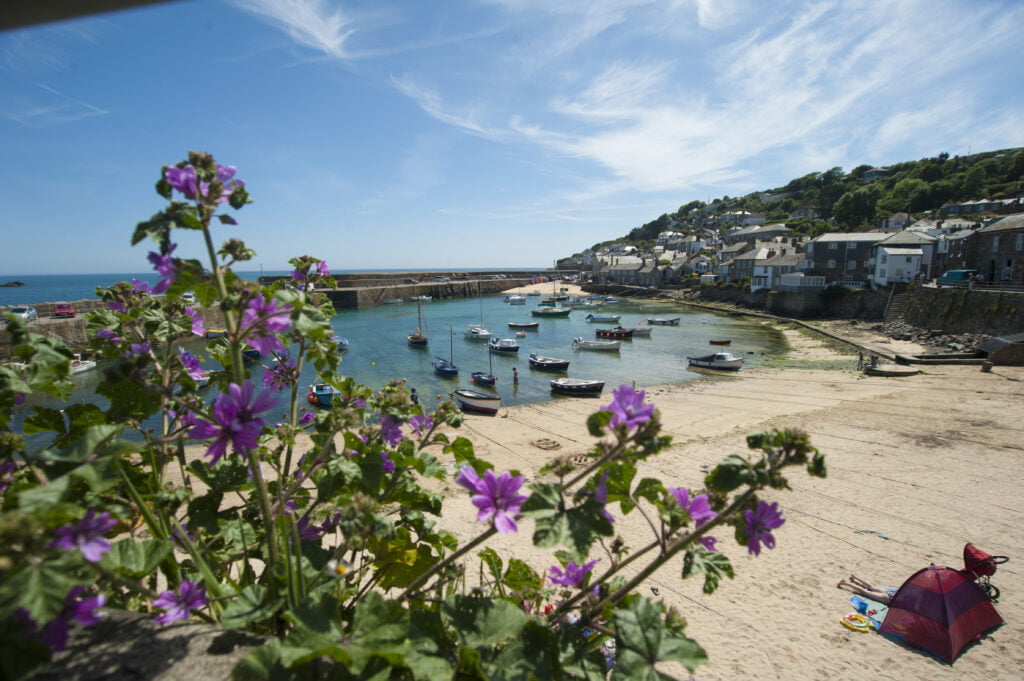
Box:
507;322;540;329
528;353;570;371
453;389;501;414
647;317;680;325
572;338;620;351
433;358;458;377
550;378;605;395
471;372;497;386
531;308;571;317
687;353;743;370
596;326;633;339
585;314;621;323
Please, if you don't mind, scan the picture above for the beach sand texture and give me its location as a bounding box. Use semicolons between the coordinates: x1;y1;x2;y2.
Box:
432;320;1024;681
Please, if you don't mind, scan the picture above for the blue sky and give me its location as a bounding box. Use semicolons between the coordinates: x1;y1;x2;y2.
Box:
1;0;1022;275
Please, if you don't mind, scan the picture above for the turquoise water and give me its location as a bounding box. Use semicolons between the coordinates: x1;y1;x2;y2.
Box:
11;295;785;447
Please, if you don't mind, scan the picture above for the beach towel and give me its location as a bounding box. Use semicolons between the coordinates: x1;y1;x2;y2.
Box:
850;595;890;630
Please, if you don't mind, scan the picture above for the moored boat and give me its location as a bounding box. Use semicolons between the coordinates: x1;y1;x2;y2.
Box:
647;317;680;325
585;313;621;323
504;294;526;305
409;295;432;302
531;307;571;318
70;354;97;374
408;297;430;347
686;352;743;370
471;371;497;386
572;337;620;351
632;326;653;336
433;327;458;377
508;321;540;329
307;382;336;407
453;388;502;415
550;377;605;395
708;339;731;345
332;335;349;351
242;348;261;361
595;326;633;339
464;324;493;341
206;328;227;339
528;353;570;371
489;337;520;354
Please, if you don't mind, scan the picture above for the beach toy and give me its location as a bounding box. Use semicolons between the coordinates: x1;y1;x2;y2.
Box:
840;613;872;632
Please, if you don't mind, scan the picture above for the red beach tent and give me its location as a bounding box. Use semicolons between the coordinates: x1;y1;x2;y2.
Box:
878;565;1003;663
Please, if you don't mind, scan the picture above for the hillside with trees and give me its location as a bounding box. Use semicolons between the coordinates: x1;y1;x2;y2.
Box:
565;147;1023;262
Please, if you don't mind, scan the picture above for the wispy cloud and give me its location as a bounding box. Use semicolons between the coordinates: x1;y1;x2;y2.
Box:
4;83;109;126
234;0;356;58
390;75;497;138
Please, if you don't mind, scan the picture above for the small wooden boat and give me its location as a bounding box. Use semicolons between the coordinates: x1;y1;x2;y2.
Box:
489;337;520;354
647;317;680;325
572;337;620;351
585;313;621;323
526;291;542;296
708;339;731;346
528;353;570;371
508;321;540;329
532;307;571;318
550;377;605;395
515;330;526;337
632;326;653;336
687;352;743;371
409;295;431;302
464;324;493;341
453;388;502;415
596;326;633;339
307;383;336;407
471;371;497;385
70;354;97;374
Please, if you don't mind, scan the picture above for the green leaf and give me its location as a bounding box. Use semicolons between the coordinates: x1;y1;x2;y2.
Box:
681;548;734;594
502;558;543;595
478;547;504;589
0;562;81;624
132;211;173;246
613;598;707;678
104;538;174;578
586;409;612;437
443;595;526;648
447;436;476;464
222;585;280;630
704;455;754;493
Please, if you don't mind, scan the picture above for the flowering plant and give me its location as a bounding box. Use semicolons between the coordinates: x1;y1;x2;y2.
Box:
0;152;825;680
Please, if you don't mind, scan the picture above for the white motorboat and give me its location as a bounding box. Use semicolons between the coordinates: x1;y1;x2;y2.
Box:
572;337;620;351
489;337;520;353
465;324;493;341
453;388;502;415
687;352;744;371
70;354;97;374
504;294;526;305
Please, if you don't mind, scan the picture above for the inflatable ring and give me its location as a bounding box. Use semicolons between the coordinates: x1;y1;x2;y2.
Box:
840;613;871;632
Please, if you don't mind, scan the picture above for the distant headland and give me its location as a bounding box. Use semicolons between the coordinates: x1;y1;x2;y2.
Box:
0;281;26;288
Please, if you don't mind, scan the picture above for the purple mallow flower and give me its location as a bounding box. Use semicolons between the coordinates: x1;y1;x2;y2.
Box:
97;328;121;345
130;278;152;294
409;413;433;435
50;509;117;562
380;451;396;474
39;586;106;652
147;243;177;294
107;301;126;313
296;517;320;541
241;295;292;355
178;347;204;380
669;487;717;526
262;355;296;391
548;559;598;587
165;165;199;199
153;579;208;623
189;381;277;464
185;306;205;336
299;411;314;426
589;472;615;524
0;458;15;494
455;466;529;535
124;342;151;359
379;415;404;447
744;501;785;556
601;384;655;432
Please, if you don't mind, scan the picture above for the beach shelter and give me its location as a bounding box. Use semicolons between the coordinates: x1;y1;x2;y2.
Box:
879;565;1003;663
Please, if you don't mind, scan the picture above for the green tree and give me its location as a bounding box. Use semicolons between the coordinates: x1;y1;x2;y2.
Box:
833;185;881;229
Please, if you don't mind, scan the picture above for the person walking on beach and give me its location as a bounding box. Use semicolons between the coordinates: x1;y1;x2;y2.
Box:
837;574;895;604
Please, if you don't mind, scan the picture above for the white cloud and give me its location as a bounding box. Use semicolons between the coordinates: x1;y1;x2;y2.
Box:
390;75;496;138
4;83;109;126
234;0;355;58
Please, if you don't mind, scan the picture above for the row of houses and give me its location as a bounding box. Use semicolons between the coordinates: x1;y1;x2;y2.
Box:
587;213;1024;291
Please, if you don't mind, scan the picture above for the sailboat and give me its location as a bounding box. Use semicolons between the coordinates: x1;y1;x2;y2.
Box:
433;326;458;377
472;341;498;386
407;297;429;347
464;281;492;340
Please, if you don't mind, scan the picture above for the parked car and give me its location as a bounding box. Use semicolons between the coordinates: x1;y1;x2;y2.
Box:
8;306;38;322
53;304;76;318
181;291;196;304
404;278;420;284
433;276;450;282
937;269;979;287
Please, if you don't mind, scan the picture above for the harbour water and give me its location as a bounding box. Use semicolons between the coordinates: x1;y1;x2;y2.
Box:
10;291;787;449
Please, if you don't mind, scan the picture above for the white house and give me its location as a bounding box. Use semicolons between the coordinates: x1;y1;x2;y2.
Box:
874;247;922;286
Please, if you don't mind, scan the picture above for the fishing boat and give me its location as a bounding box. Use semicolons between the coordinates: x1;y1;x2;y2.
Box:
508;321;540;329
585;313;621;323
433;327;458;377
528;353;570;371
307;382;336;406
70;353;97;374
526;291;542;296
550;377;605;395
572;337;620;351
504;294;526;305
531;307;571;318
647;317;680;325
686;352;744;371
489;337;520;354
408;297;430;347
515;330;526;338
708;339;731;345
595;326;633;339
453;388;502;415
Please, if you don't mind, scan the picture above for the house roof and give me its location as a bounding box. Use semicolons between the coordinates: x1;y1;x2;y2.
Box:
976;213;1024;234
763;252;803;267
730;223;793;237
880;247;923;256
877;230;936;245
811;231;890;243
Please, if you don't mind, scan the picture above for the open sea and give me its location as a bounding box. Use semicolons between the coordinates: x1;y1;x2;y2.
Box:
8;279;788;449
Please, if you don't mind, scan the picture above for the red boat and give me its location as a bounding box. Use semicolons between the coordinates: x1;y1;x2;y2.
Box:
596;326;633;339
507;321;540;329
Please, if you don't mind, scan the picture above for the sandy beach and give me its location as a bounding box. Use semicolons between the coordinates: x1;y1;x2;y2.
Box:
425;297;1024;681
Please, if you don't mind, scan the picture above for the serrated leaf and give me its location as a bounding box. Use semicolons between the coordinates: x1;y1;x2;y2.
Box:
104;538;174;578
443;595;526;648
613;598;707;678
704;455;754;493
0;562;81;624
681;548;734;594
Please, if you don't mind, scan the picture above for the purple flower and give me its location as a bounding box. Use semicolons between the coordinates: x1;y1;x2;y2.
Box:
700;536;718;552
548;559;598;587
189;381;277;464
107;301;127;314
299;411;314;426
316;261;330;277
216;163;236;184
165;165;199;199
261;355;296;391
380;415;404;447
669;488;717;526
318;511;341;534
454;466;529;534
290;268;306;282
744;501;785;556
185;306;205;336
380;451;396;474
129;278;152;294
96;328;122;345
409;413;433;435
601;384;655;432
241;295;292;356
153;579;208;623
147;243;177;294
214;164;244;202
50;509;117;562
40;586;106;652
0;458;15;493
14;392;26;407
296;517;320;541
592;472;615;523
178;347;204;380
124;342;151;359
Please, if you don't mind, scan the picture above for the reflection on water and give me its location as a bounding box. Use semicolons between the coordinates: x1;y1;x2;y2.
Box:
10;296;787;448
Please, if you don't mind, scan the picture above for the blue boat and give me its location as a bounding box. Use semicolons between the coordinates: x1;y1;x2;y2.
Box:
242;348;261;361
433;327;458;378
332;335;349;351
307;382;335;407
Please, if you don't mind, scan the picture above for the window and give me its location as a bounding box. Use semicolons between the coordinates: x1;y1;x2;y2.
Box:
905;257;913;264
880;268;887;278
829;242;838;250
846;260;857;270
847;242;855;249
881;253;888;264
992;236;1000;253
1016;234;1023;251
827;259;836;268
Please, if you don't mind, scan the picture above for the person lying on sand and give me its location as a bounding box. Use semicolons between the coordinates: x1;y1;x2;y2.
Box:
837;574;896;604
